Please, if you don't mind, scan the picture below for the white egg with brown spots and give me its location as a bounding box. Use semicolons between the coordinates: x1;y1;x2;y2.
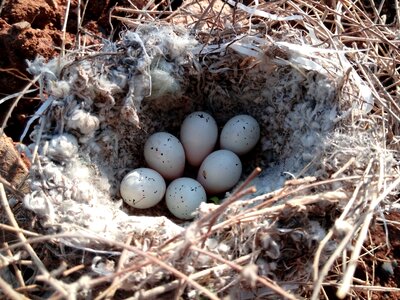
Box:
220;115;260;155
180;111;218;166
166;178;207;220
197;150;242;194
120;168;166;209
144;132;185;180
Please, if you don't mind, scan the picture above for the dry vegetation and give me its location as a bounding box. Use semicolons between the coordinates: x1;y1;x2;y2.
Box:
0;0;400;299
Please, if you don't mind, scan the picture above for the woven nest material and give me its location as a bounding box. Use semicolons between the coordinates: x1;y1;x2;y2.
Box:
1;1;400;299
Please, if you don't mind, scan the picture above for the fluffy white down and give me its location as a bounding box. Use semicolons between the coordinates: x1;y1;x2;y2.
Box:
66;108;100;136
46;134;79;161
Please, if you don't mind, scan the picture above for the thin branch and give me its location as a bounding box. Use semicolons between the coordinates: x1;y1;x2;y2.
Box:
0;183;69;297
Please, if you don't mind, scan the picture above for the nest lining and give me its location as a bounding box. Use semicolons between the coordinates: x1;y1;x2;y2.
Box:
3;1;399;299
24;23;348;229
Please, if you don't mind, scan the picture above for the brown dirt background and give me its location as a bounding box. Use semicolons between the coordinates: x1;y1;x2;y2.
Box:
0;0;123;140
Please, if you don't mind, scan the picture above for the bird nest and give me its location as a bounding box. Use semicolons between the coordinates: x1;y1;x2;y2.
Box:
1;0;400;299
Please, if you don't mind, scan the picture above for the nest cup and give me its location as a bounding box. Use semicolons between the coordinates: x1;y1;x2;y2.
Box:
18;3;397;297
25;24;344;223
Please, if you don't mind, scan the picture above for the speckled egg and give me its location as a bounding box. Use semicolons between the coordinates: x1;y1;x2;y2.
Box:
220;115;260;155
197;150;242;194
120;168;166;209
144;132;185;180
180;111;218;166
166;178;207;220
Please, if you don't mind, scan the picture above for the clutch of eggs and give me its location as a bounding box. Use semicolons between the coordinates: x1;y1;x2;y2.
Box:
121;112;260;219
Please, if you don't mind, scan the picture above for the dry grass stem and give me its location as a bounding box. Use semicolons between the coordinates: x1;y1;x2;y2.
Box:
0;183;70;297
0;76;40;137
0;275;29;300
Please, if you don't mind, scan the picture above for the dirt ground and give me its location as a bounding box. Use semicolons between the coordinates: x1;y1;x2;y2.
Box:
354;213;400;299
0;0;399;299
0;0;116;140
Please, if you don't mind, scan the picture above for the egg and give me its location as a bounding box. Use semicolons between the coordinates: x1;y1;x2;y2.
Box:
144;132;185;180
220;115;260;155
197;150;242;194
180;111;218;166
120;168;166;209
166;178;207;220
